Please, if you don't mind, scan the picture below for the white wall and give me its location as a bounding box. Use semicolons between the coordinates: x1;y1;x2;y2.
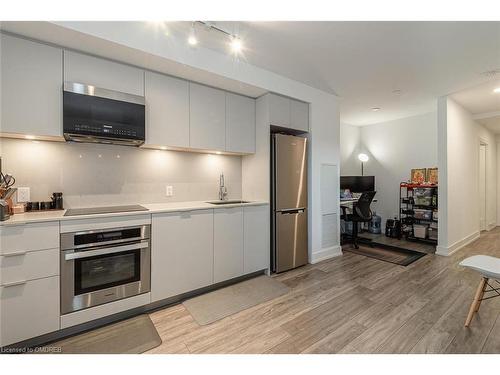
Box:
21;22;341;263
437;97;497;255
340;112;438;229
0;138;242;208
497;135;500;226
340;123;361;176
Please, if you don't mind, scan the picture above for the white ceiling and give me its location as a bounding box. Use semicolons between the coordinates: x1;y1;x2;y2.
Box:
450;79;500;115
450;79;500;133
2;21;500;126
167;21;500;125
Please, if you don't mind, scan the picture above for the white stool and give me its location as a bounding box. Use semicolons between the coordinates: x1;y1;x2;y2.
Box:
459;255;500;327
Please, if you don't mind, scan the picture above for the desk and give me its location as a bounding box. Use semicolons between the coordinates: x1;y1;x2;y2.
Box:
340;198;377;208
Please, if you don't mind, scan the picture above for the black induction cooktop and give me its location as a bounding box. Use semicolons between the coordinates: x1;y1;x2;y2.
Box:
64;204;148;216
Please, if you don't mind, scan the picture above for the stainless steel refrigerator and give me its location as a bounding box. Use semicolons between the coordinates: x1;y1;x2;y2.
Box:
271;133;308;273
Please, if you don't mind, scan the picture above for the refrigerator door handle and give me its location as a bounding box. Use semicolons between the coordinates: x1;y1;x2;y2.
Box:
277;208;306;214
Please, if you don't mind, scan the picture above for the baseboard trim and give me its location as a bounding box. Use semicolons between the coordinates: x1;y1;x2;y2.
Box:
310;245;343;264
487;223;497;231
436;231;480;256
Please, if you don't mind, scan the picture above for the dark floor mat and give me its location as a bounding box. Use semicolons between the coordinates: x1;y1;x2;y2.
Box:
344;244;426;266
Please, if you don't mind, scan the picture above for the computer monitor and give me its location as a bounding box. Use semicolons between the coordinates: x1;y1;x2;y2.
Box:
340;176;375;193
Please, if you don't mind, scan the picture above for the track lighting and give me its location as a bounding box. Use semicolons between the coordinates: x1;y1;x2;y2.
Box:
189;22;244;56
230;36;243;54
188;35;198;46
188;23;198;46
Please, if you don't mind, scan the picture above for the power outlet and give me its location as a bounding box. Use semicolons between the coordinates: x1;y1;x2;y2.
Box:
166;185;173;197
17;187;31;203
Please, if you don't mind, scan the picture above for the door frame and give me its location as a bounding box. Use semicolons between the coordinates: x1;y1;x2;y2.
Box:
478;138;488;232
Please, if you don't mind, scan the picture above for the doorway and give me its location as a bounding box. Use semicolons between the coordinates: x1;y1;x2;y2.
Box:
479;143;487;231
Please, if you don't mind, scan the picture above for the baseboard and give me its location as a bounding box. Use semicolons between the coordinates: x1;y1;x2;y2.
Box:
310;245;343;264
487;222;497;231
436;231;480;256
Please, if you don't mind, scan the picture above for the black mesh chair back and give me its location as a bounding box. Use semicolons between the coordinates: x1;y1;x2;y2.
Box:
355;191;376;221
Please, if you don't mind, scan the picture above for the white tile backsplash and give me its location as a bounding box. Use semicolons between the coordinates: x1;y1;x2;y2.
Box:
0;138;242;208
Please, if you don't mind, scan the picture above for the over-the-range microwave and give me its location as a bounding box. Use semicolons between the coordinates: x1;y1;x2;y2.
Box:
63;82;145;147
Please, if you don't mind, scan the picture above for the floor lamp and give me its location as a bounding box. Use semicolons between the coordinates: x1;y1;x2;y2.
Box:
358;153;369;176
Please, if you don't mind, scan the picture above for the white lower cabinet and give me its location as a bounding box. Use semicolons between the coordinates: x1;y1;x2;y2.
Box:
0;248;59;285
243;205;270;274
214;207;244;283
0;276;60;346
151;210;214;302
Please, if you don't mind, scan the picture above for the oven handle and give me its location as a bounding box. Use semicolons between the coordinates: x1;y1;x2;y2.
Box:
64;241;148;261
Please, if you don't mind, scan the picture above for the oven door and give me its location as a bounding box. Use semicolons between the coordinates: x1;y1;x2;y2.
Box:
61;240;150;314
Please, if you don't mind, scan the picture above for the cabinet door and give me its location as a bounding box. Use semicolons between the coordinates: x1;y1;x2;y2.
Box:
64;50;144;95
268;93;290;128
214;207;244;283
145;71;189;148
0;276;60;346
189;83;226;151
225;93;256;153
151;210;214;302
290;99;309;132
0;34;62;137
244;205;270;274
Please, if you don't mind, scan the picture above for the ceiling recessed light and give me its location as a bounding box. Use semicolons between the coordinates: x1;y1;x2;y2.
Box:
372;107;381;112
494;87;500;93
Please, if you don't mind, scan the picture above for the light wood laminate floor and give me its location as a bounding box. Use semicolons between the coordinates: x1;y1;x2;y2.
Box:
147;229;500;354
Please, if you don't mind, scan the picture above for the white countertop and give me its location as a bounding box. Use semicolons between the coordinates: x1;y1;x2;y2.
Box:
0;200;269;226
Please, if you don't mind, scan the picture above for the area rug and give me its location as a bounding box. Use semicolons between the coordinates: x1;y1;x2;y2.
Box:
344;244;426;266
45;315;162;354
183;275;290;325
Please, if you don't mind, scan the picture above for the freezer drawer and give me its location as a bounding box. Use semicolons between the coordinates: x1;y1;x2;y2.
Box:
275;209;308;273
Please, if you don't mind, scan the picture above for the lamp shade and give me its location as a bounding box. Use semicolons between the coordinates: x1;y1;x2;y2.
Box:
358;153;369;162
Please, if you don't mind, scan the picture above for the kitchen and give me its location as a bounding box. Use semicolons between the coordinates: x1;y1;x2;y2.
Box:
0;27;318;350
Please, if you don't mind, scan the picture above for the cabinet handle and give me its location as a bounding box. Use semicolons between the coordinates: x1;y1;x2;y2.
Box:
2;251;28;257
3;280;27;287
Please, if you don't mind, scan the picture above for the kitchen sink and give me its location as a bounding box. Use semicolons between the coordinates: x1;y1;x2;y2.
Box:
206;200;251;205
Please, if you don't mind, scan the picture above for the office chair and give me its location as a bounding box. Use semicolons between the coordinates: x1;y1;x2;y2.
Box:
341;191;377;249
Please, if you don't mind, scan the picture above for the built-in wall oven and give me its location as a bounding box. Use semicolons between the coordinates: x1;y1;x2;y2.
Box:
60;225;151;314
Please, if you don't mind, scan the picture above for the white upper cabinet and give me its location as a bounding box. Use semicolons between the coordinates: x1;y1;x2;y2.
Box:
268;93;291;128
189;83;226;151
290;99;309;132
214;207;244;283
225;93;256;154
145;71;189;148
0;34;63;137
63;50;144;95
268;93;309;132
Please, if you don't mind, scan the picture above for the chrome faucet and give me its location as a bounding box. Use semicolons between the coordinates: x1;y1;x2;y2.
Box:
219;173;228;201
